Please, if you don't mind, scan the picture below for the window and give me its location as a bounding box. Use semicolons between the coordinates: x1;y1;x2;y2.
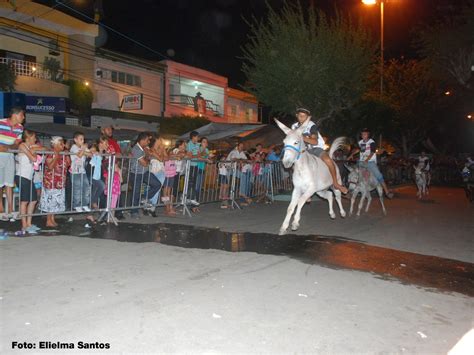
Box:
134;75;141;87
110;70;141;87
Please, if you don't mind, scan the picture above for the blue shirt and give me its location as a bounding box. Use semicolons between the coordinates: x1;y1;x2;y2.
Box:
90;155;103;180
187;141;200;167
267;151;280;162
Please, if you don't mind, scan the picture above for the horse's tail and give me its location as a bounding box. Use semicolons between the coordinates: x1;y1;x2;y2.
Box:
329;137;346;159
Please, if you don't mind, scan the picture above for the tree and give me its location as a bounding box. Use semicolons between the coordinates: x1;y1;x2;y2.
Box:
415;4;473;91
367;59;445;157
241;2;376;124
43;56;63;83
160;115;210;136
64;79;93;117
0;62;16;92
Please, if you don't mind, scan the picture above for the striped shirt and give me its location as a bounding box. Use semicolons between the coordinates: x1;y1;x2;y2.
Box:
0;118;23;151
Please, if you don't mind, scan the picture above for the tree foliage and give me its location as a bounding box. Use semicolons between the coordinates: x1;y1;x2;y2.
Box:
64;79;93;117
414;4;474;91
160;115;210;136
366;59;445;157
43;56;63;83
0;62;16;92
241;2;376;124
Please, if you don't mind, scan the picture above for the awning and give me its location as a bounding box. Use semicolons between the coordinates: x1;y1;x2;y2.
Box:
178;122;266;142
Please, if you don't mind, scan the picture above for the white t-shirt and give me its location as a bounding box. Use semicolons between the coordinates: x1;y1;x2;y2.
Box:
358;139;377;163
418;156;430;170
172;148;184;173
15;152;34;180
219;162;230;176
291;120;325;149
70;144;87;174
226;149;247;161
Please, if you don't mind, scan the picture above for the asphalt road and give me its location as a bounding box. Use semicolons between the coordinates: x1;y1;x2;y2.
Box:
0;186;472;354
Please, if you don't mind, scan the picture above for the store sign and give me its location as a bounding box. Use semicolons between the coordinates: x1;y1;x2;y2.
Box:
26;96;66;113
123;94;143;110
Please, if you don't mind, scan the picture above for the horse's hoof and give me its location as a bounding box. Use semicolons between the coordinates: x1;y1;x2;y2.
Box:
340;211;346;218
291;225;299;231
279;228;287;235
330;214;336;220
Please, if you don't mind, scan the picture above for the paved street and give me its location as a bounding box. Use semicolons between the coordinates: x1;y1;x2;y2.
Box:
1;186;473;354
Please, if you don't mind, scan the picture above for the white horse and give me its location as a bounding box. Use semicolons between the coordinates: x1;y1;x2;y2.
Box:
414;164;429;199
275;119;346;235
345;164;387;217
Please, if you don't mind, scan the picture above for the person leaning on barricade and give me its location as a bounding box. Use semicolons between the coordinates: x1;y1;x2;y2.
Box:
226;142;252;206
13;130;43;235
185;131;201;209
0;106;25;222
128;132;162;219
40;136;70;227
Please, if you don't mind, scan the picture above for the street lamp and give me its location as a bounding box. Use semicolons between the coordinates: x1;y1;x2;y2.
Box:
362;0;385;95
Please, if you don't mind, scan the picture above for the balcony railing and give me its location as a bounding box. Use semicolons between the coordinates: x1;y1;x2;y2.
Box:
0;57;64;82
169;94;222;116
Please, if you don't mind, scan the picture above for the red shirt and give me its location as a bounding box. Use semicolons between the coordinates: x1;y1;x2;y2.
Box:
43;154;70;190
108;138;121;155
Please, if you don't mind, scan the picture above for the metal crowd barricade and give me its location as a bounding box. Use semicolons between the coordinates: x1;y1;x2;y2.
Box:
7;150;113;221
7;149;295;223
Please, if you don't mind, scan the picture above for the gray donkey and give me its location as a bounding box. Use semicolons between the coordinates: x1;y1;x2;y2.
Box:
345;164;387;217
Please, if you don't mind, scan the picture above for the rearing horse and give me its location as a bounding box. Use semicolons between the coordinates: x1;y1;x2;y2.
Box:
275;119;346;235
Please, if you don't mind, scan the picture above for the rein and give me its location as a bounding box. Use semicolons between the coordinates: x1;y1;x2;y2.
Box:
282;143;305;161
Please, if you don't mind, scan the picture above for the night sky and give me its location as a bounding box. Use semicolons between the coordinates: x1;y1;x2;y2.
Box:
35;0;468;87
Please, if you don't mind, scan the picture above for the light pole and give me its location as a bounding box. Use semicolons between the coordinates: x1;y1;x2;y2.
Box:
362;0;384;96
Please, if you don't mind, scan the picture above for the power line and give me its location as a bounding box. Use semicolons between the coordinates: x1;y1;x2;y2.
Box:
55;0;170;61
2;33;166;104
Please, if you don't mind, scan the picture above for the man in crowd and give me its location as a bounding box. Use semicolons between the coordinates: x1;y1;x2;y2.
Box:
185;131;201;207
348;128;394;199
0;107;25;221
101;125;121;155
291;108;347;193
128;132;162;218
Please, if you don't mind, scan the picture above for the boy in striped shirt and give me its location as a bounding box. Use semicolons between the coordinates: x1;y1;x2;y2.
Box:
0;106;25;221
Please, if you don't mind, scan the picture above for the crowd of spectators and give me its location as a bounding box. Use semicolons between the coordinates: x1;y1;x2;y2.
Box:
0;107;472;235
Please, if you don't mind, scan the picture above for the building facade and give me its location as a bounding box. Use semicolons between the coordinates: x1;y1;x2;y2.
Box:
1;0;260;129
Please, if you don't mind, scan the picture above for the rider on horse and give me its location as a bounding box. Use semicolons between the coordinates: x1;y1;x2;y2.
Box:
291;108;347;194
348;128;394;199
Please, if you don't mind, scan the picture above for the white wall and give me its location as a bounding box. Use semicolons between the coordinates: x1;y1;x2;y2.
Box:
93;57;164;116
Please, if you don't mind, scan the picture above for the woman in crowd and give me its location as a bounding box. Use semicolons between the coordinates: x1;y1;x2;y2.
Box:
41;136;70;227
147;135;167;213
14;130;42;235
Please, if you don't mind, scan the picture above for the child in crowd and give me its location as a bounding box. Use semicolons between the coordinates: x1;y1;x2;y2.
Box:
70;132;92;212
104;161;122;212
41;136;70;227
172;140;186;203
14;130;42;235
218;154;230;209
163;149;178;216
89;137;107;211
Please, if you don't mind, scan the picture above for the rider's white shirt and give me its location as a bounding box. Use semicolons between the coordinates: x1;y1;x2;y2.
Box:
418;156;430;171
291;120;325;149
358;139;377;163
